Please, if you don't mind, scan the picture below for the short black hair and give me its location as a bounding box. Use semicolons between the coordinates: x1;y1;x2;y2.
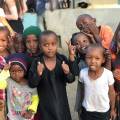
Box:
86;43;105;56
71;32;79;45
77;14;93;21
39;30;58;43
76;14;94;28
71;32;93;45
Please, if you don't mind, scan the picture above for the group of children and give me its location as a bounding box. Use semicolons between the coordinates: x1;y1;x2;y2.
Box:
0;13;120;120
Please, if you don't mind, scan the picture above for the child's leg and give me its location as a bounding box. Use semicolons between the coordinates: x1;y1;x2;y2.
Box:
0;100;6;120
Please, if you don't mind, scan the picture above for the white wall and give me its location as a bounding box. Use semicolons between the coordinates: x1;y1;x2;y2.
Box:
44;8;120;54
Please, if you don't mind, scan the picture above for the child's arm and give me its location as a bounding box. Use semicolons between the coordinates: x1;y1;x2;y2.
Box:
5;0;18;20
87;23;102;44
0;69;10;89
66;41;79;76
81;32;96;44
62;61;75;83
27;95;39;113
100;25;113;49
22;89;39;119
109;85;116;120
22;0;28;13
0;100;4;111
66;40;76;62
28;58;44;88
69;58;80;76
61;54;75;83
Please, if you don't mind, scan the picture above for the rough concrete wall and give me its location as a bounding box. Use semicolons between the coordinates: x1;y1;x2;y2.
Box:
44;8;120;54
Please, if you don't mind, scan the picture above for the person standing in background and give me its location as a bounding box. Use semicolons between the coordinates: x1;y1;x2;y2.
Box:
4;0;28;33
0;0;14;35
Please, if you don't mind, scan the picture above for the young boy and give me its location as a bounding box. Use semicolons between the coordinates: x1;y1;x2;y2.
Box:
28;30;75;120
76;14;113;49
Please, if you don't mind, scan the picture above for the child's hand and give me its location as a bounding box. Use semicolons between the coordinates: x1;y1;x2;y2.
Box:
87;23;99;36
8;36;14;48
0;101;4;111
3;63;10;70
66;41;76;61
37;62;44;76
21;110;34;119
62;61;70;74
11;31;16;38
81;32;96;43
66;41;76;56
113;69;120;80
110;109;116;120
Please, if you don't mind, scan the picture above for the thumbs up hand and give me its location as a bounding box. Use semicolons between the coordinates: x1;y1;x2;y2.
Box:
61;61;70;75
37;62;44;76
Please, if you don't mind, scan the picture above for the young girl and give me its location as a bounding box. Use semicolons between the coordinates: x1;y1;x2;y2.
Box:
67;32;96;119
0;26;11;57
68;32;96;75
80;44;116;120
23;26;41;64
6;53;39;120
0;26;11;120
28;30;75;120
68;32;111;120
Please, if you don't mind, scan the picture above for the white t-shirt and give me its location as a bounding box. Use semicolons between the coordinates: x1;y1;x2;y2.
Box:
79;67;114;112
0;8;5;26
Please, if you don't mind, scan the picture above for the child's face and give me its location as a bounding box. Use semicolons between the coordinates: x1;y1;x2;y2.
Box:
25;34;38;54
76;17;96;33
10;64;25;83
0;31;8;52
75;34;90;54
40;34;57;58
14;38;25;53
85;47;105;71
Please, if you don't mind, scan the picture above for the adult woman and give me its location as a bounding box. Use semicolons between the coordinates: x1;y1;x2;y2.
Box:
4;0;27;33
